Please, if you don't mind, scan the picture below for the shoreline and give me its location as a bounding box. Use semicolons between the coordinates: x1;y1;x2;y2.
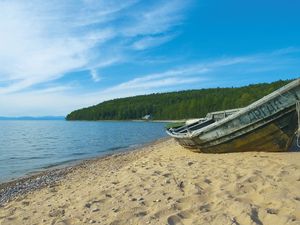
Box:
0;137;169;205
65;119;184;123
0;138;299;225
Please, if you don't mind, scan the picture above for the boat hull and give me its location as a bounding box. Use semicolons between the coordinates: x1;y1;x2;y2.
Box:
169;79;300;153
175;108;297;153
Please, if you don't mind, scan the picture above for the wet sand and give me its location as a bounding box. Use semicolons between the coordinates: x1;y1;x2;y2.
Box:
0;138;299;225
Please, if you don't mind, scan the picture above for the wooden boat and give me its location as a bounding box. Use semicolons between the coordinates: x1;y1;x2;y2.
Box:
166;79;300;153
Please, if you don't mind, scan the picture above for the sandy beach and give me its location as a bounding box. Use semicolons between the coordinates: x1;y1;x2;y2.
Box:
0;138;299;225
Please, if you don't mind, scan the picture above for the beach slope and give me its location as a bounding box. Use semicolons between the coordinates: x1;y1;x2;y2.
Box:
0;139;299;225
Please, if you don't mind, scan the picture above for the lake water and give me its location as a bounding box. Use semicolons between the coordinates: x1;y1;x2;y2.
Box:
0;120;167;183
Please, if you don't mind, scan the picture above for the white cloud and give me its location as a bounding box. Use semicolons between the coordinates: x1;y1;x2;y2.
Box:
90;69;101;82
0;0;188;94
85;50;300;103
0;1;113;94
122;0;187;37
1;49;300;116
98;57;253;94
132;34;175;50
107;68;209;91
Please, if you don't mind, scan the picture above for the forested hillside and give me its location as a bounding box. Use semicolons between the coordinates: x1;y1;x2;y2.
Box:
66;80;291;120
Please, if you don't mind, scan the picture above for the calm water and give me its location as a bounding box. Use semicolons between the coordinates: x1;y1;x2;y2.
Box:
0;120;167;182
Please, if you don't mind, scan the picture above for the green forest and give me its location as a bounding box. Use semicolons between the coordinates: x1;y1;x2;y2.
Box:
66;79;291;121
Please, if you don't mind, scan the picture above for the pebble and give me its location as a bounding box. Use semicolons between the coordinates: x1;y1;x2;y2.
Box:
266;208;279;215
89;219;96;224
112;208;119;212
92;208;99;212
139;201;145;205
49;209;65;217
85;203;91;208
0;168;70;205
22;201;30;206
188;161;194;166
49;188;57;193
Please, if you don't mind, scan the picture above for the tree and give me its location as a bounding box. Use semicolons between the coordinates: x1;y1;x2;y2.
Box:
65;79;292;120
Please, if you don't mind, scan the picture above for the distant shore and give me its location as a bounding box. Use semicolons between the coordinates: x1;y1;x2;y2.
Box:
131;119;185;123
0;138;299;225
65;119;184;123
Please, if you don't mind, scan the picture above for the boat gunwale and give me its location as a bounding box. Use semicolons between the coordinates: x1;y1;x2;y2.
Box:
167;108;243;136
166;103;296;141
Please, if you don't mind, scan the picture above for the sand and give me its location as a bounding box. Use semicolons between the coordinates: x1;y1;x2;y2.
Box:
0;138;300;225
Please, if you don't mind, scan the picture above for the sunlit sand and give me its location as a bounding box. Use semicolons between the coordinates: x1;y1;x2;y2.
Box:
0;138;299;225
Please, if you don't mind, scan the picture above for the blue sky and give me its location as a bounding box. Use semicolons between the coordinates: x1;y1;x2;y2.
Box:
0;0;299;116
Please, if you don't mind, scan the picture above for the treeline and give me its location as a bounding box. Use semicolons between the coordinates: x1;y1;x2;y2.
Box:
66;80;291;120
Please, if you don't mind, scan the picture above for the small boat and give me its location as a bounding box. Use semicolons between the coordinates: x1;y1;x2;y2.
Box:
166;79;300;153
